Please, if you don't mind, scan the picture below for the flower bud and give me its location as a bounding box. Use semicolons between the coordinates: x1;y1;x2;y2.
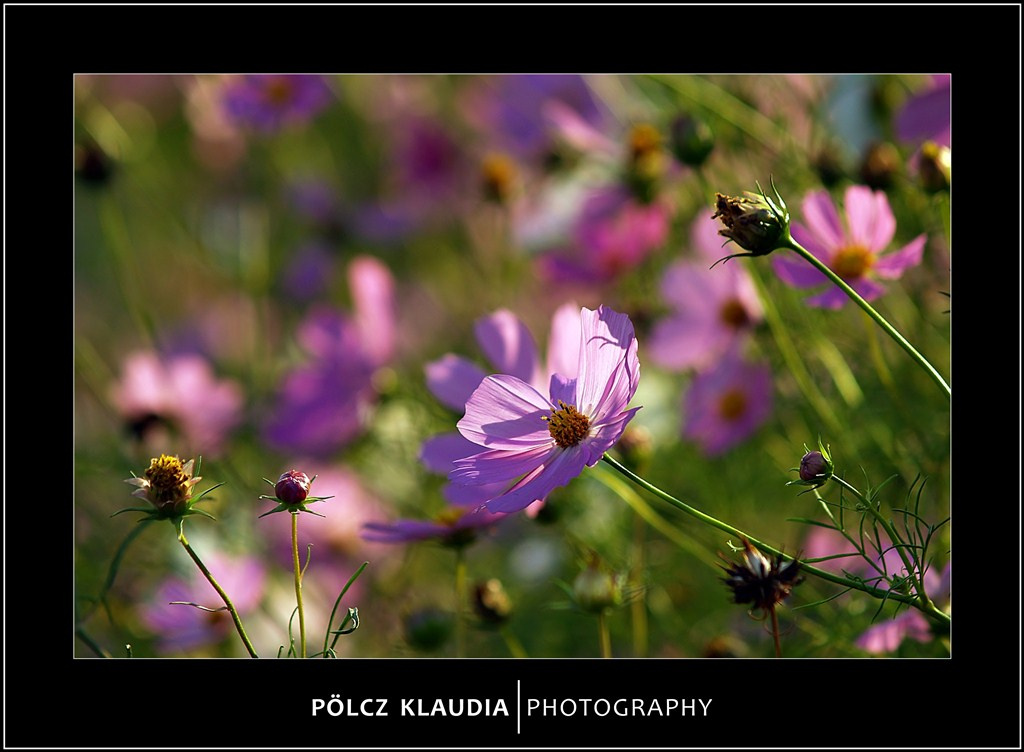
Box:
125;454;200;518
787;440;833;489
572;562;622;614
916;141;950;193
799;451;832;484
711;181;789;262
275;470;311;505
474;579;513;625
669;113;714;167
859;141;901;190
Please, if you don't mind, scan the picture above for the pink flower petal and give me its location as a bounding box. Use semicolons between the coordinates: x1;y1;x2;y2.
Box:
425;354;487;412
844;185;893;250
873;235;926;279
576;306;638;416
457;374;552;449
772;247;829;289
475;309;542;387
419;432;481;474
349;255;395;366
484;446;587;513
647;313;721;371
800;190;844;250
450;444;558;485
545;302;582;381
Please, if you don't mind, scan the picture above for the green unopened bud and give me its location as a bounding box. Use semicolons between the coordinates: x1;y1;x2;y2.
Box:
917;141;950;193
710;179;790;267
669;113;714;167
572;561;622;614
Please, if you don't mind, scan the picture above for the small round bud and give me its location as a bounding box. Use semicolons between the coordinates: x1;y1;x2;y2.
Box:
669;113;714;167
711;187;788;258
275;470;311;505
474;579;513;625
572;563;622;614
799;451;831;483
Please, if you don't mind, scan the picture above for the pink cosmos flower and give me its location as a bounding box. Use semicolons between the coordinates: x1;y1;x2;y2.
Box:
139;552;266;655
421;303;581;510
540;185;672;283
648;214;764;371
110;351;244;456
449;305;641;513
264;256;395;457
682;348;773;456
772;185;926;309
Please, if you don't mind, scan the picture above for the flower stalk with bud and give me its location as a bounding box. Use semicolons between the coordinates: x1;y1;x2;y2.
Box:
260;470;334;658
118;455;258;657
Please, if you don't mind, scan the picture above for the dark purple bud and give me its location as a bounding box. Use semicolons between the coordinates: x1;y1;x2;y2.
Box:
799;451;830;483
275;470;311;504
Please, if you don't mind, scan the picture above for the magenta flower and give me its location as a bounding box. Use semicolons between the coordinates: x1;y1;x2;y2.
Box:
682;349;773;456
772;185;926;309
264;256;395;457
540;185;672;283
110;351;243;456
421;303;581;511
220;75;333;133
139;552;266;655
449;305;641;513
648;214;763;371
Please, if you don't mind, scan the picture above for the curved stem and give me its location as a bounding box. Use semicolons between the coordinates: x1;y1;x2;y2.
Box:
600;454;950;627
830;476;934;611
291;512;306;658
779;235;950;399
177;528;258;658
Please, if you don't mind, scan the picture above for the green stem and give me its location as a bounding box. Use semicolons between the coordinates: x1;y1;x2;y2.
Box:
501;626;528;658
600;454;949;627
454;547;467;658
322;561;368;658
780;235;950;399
598;611;612;658
177;529;258;658
829;476;934;611
291;512;306;658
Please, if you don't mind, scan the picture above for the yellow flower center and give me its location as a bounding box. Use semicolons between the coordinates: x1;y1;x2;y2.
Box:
144;454;193;510
717;389;748;422
831;244;875;280
481;152;517;203
719;298;750;329
544;401;591;448
628;123;662;162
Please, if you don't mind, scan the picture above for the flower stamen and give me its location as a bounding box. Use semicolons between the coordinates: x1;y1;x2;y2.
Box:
831;244;875;279
543;401;591;448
